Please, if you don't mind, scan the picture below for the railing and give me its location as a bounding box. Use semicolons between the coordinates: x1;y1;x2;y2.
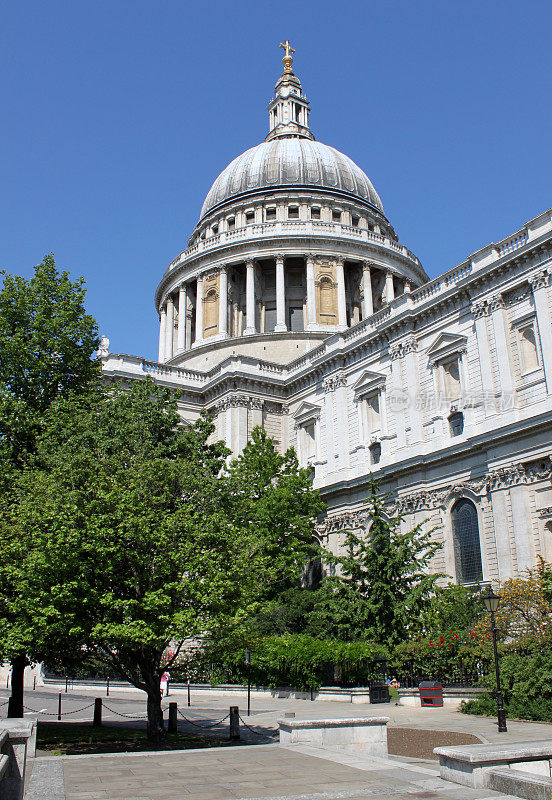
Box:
497;230;528;257
166;220;422;273
141;359;205;383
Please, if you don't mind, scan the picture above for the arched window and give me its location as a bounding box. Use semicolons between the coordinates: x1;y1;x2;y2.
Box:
451;499;483;584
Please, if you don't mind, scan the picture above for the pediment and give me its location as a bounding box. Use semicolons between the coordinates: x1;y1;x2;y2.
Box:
352;369;386;396
426;332;468;364
292;401;321;424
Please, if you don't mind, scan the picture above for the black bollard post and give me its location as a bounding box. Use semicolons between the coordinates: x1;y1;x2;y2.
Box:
229;706;240;741
65;674;68;693
93;698;102;727
106;677;110;696
187;675;191;707
33;676;36;691
57;691;62;721
168;702;177;733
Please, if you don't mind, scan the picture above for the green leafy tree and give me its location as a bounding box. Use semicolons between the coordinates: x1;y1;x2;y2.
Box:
9;397;325;742
8;379;235;741
313;479;442;646
0;255;99;716
222;427;326;609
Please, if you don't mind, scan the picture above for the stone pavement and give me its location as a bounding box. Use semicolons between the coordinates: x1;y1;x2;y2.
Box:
16;685;552;745
26;742;522;800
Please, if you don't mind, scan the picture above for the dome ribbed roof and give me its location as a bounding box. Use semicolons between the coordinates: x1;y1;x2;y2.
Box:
200;139;384;219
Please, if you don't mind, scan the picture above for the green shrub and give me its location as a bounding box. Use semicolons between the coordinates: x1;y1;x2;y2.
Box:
177;634;387;691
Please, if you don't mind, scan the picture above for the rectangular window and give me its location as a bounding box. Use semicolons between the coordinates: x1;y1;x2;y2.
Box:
211;224;219;235
518;323;539;373
227;217;235;230
365;392;381;434
265;207;277;221
288;206;299;219
332;209;342;222
302;421;316;460
310;207;321;220
289;306;304;331
351;215;360;227
264;306;276;332
442;359;461;401
245;210;255;224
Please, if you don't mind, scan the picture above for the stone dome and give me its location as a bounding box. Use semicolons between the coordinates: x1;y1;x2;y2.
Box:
200;139;385;219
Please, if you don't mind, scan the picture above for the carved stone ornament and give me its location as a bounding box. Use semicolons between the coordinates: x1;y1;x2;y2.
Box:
389;337;418;360
471;300;489;319
538;507;552;518
323;373;347;392
317;459;552;531
212;394;264;412
529;269;552;291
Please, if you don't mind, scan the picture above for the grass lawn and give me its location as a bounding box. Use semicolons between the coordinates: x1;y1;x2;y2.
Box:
37;722;230;755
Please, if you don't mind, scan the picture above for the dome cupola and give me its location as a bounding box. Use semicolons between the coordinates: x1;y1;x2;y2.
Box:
266;40;314;142
155;43;427;368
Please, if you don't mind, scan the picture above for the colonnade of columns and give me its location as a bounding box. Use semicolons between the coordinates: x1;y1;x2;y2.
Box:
158;256;405;362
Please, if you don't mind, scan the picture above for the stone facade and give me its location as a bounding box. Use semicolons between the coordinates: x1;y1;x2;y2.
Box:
102;49;552;587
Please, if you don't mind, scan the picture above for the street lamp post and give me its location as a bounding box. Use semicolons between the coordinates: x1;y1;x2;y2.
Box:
482;586;507;733
245;648;251;717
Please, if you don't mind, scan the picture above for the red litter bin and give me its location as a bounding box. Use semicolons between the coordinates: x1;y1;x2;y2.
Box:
419;681;443;707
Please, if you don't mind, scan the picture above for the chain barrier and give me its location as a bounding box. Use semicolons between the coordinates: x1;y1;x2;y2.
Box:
0;701;8;708
102;703;147;720
176;709;230;729
22;702;95;716
238;714;278;739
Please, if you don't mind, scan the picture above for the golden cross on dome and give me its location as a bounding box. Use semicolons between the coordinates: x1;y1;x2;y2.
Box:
279;40;295;59
279;40;295;73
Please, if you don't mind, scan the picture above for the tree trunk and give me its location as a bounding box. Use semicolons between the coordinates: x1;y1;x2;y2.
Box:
145;679;165;744
7;653;27;718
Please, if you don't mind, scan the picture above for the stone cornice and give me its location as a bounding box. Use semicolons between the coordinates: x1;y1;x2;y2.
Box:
316;459;552;533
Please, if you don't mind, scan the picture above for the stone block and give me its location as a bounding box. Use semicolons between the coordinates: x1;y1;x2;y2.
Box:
489;766;552;800
278;716;389;756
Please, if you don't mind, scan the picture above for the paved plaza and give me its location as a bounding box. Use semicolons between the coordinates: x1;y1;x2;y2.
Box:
26;741;526;800
15;686;551;799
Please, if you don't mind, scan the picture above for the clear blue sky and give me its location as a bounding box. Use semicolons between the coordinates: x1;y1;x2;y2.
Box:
1;0;550;360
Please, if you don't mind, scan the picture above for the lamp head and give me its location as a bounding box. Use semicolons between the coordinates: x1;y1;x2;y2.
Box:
482;586;500;614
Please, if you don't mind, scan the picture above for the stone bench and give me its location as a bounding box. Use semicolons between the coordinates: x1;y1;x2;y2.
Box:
434;740;552;790
0;719;36;800
488;766;552;800
278;716;389;755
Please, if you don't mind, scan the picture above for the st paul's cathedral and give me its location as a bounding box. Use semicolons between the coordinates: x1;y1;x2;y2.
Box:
101;43;552;587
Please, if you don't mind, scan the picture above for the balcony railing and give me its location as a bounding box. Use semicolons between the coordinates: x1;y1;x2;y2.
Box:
167;220;421;272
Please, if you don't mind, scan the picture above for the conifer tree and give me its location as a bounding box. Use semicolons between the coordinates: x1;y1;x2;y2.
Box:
314;479;442;645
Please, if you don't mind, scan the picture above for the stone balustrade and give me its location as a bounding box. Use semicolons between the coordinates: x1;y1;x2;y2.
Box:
167;219;422;273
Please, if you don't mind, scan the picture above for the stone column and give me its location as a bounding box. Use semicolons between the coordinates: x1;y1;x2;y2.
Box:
336;258;347;327
195;275;204;346
275;255;287;332
529;271;552;392
219;265;228;338
177;284;187;352
164;294;174;360
489;294;514;402
158;306;166;362
362;262;373;318
306;254;316;329
244;260;256;335
403;337;423;444
472;300;495;414
385;271;395;304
